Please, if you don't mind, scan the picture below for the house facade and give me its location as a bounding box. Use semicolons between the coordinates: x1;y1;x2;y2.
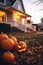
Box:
0;0;36;32
38;18;43;31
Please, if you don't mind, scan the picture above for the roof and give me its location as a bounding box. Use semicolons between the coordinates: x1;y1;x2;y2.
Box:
0;0;16;7
0;0;25;12
5;6;32;17
0;2;5;8
6;0;16;6
9;0;16;4
19;0;25;12
38;22;43;26
0;0;32;17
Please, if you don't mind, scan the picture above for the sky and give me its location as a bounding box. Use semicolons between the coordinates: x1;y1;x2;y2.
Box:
23;0;43;24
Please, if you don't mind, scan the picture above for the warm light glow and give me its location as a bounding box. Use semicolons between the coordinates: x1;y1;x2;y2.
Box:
17;16;20;18
13;11;27;22
22;18;25;24
0;11;5;16
0;11;5;22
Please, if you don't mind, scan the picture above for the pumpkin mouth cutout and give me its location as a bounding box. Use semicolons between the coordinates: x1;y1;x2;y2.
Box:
15;41;27;53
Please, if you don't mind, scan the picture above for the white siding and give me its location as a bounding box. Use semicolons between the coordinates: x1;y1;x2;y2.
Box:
13;0;24;12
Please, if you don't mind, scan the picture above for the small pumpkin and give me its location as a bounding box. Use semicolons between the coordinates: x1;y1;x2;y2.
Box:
16;41;27;52
1;38;15;50
2;51;15;63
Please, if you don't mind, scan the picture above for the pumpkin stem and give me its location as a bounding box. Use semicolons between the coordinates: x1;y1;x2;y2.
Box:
8;35;12;37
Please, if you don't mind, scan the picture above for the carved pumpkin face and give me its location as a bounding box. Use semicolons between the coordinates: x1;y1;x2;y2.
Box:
16;41;27;52
2;51;15;63
1;38;15;50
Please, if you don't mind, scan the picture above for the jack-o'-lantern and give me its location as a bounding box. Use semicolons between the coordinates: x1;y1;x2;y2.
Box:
16;41;27;52
2;51;15;63
1;38;15;50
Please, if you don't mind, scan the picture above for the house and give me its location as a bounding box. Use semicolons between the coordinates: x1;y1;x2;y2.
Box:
0;0;36;32
32;24;38;31
38;18;43;31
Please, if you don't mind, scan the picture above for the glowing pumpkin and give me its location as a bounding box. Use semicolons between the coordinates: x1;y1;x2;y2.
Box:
2;51;15;63
1;38;15;50
16;41;27;52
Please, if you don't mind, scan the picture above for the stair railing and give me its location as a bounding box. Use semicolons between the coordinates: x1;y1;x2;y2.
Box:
14;21;27;32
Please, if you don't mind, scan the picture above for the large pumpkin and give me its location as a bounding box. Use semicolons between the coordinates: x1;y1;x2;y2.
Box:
1;38;15;50
0;33;8;44
2;51;15;63
16;41;27;52
9;35;18;46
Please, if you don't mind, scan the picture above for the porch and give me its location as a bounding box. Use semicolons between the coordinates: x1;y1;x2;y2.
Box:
0;7;36;33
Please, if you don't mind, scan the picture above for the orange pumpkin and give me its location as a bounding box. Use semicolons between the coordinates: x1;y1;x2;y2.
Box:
2;51;15;63
1;38;15;50
16;41;27;52
0;33;8;43
9;35;18;46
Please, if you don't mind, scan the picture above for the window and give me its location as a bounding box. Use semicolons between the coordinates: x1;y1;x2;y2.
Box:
0;11;6;22
27;20;30;24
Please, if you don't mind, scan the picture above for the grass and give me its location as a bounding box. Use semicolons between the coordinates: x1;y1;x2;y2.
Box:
7;32;43;45
1;32;43;65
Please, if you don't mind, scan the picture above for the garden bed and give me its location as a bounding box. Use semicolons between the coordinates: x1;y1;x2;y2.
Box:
0;32;43;65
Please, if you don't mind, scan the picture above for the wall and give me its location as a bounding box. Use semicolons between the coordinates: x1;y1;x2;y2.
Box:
32;25;36;31
13;0;24;13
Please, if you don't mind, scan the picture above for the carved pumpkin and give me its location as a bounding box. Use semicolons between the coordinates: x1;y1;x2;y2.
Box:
16;41;27;52
2;51;15;63
1;38;15;50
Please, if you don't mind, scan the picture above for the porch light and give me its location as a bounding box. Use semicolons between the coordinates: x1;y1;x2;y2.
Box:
17;15;20;18
22;18;25;24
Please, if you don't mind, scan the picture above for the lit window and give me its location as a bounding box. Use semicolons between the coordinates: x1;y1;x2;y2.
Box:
0;11;5;22
22;18;25;24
